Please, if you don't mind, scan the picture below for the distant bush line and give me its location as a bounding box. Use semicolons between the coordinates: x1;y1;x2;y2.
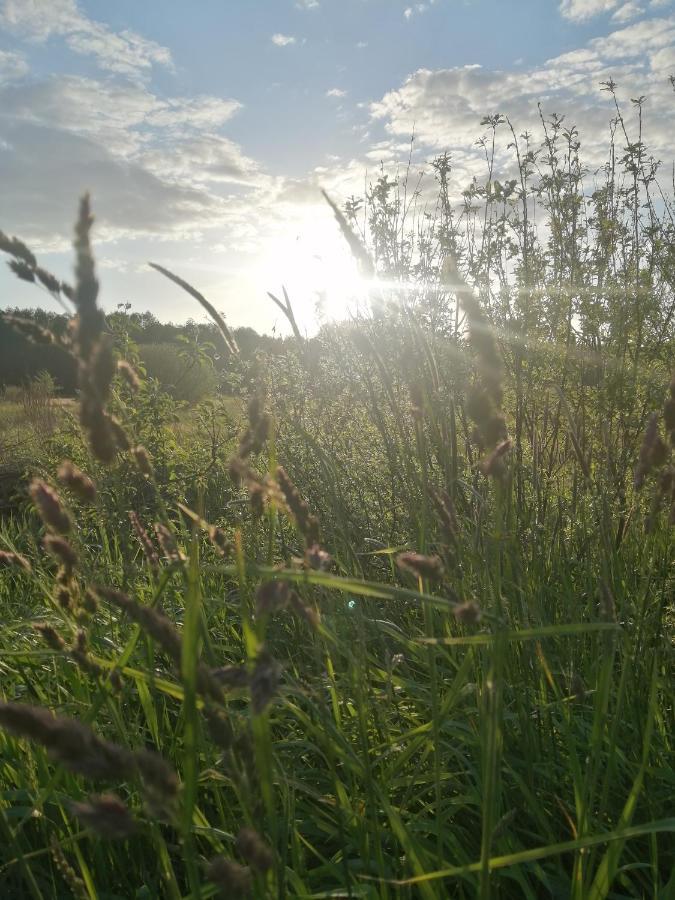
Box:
0;308;282;400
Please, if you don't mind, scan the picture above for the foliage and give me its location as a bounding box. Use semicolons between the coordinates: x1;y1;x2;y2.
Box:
140;341;218;403
0;307;279;397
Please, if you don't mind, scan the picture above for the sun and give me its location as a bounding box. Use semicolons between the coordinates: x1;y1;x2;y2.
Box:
256;206;370;333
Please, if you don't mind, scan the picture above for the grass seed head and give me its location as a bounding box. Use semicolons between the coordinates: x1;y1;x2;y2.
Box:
95;586;182;665
250;650;281;714
132;445;153;477
304;543;331;571
80;403;117;464
276;466;320;546
248;480;265;518
0;550;32;573
49;837;88;900
33;623;66;651
117;359;141;391
256;580;293;617
89;336;116;403
238;395;271;458
73;193;104;360
35;266;61;294
197;662;226;702
58;461;97;503
2;315;55;345
133;748;179;816
211;665;249;689
206;856;252;898
0;229;37;268
209;525;232;556
154;523;185;563
71;793;137;840
396;551;444;582
235;827;273;873
8;258;35;283
453;601;482;625
70;630;103;678
56;585;74;610
204;706;234;751
0;702;136;780
480;438;512;479
664;396;675;437
289;593;320;628
430;487;459;544
43;535;78;572
107;415;131;452
29;480;71;534
82;588;98;614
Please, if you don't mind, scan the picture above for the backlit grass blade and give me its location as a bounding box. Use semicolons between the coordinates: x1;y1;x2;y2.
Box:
368;819;675;887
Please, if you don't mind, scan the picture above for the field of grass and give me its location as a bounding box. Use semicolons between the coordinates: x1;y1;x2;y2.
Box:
0;109;674;899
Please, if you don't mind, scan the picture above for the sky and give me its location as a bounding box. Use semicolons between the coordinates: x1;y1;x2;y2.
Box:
1;0;675;334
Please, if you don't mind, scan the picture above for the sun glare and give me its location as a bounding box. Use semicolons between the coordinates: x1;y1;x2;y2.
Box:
256;207;368;333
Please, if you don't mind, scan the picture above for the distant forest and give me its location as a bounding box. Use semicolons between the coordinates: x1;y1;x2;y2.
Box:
0;307;282;399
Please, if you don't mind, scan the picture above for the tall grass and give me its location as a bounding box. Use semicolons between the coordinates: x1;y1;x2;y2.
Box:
0;101;673;899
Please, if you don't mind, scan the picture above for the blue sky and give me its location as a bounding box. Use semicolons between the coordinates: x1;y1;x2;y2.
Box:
1;0;674;333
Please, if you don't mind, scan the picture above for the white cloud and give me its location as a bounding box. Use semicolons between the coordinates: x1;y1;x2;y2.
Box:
559;0;620;21
612;2;645;20
145;96;242;131
370;15;675;175
326;87;347;98
0;120;224;244
0;76;242;158
649;42;675;69
356;40;368;48
0;48;27;81
296;0;319;8
404;1;436;18
0;0;172;77
0;71;258;248
590;15;675;57
271;33;296;46
140;134;261;188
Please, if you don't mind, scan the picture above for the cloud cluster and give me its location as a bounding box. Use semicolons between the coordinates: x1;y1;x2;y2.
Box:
271;33;296;46
0;76;241;156
559;0;670;21
371;15;675;176
0;67;259;247
0;0;172;77
404;2;437;19
612;3;646;23
0;48;27;81
0;120;226;244
559;0;622;22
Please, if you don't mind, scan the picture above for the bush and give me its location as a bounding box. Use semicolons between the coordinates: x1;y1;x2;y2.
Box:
140;341;218;401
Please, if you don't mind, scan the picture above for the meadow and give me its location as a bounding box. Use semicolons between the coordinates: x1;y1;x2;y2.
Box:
0;101;673;899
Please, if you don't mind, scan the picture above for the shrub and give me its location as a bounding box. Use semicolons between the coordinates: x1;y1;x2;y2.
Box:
140;341;219;402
